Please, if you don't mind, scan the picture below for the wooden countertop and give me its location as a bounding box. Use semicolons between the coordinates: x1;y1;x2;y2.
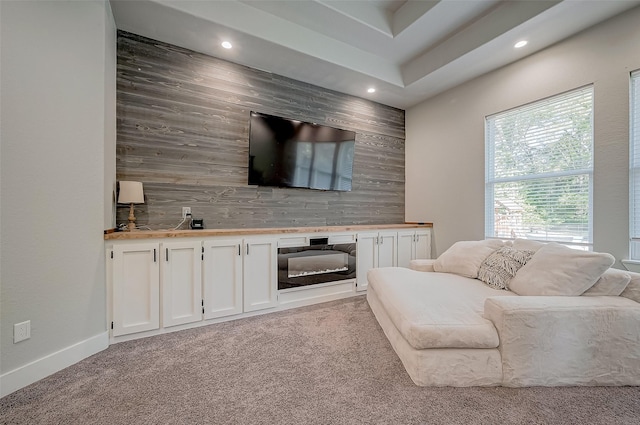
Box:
104;223;433;240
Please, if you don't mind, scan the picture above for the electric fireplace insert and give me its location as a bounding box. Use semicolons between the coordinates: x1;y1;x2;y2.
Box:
277;238;356;290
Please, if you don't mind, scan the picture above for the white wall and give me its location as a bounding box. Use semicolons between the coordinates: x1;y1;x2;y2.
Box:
406;6;640;262
0;0;115;395
105;1;117;229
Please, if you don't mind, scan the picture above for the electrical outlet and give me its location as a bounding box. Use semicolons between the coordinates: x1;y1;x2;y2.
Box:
14;320;31;343
182;207;191;218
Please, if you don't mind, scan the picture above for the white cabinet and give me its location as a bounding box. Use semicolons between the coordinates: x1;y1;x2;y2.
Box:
107;226;431;340
378;231;398;267
204;237;276;317
356;231;398;292
243;238;278;312
203;238;243;319
355;232;377;292
109;236;278;339
111;241;202;336
112;243;160;337
161;241;202;328
414;229;432;260
397;229;432;268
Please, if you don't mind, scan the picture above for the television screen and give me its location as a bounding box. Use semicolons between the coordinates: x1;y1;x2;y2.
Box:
248;112;356;191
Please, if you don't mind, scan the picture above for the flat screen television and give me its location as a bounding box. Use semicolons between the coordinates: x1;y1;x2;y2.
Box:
248;112;356;191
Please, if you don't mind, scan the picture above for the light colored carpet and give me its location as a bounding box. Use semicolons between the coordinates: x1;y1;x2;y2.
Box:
2;295;640;424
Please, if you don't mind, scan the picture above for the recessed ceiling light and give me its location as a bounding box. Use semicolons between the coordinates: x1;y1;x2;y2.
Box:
367;87;376;93
514;40;528;49
221;41;232;49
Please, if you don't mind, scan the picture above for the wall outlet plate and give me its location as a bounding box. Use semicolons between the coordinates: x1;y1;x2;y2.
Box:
182;207;191;218
14;320;31;343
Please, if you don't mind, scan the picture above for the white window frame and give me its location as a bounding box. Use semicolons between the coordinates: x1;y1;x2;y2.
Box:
485;86;594;248
629;70;640;259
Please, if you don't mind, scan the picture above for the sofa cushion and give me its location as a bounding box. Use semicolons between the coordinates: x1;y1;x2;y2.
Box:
508;243;615;296
484;295;640;386
620;271;640;303
409;259;436;272
583;268;631;296
433;239;504;278
367;267;514;349
477;247;535;290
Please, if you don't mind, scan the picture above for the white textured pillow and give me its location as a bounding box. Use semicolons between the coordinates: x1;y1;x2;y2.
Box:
583;268;631;296
620;271;640;303
433;239;504;278
512;239;546;252
508;243;615;296
477;247;535;290
409;259;436;272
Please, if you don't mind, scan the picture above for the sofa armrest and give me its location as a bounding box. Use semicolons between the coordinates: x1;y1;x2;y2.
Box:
409;259;436;272
484;296;640;387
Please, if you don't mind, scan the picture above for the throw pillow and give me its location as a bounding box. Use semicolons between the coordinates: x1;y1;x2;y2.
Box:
508;243;615;296
620;271;640;303
583;268;631;296
409;259;436;272
433;239;504;278
512;238;546;252
477;247;535;290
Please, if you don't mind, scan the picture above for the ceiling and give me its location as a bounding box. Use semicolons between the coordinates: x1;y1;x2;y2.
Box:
110;0;640;110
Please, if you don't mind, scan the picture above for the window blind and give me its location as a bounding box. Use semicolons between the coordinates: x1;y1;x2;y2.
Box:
485;86;593;247
630;71;640;259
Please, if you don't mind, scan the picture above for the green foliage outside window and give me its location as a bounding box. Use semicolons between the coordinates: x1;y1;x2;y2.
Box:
487;88;593;242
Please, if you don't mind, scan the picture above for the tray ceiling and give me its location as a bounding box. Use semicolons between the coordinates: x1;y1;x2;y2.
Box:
111;0;640;109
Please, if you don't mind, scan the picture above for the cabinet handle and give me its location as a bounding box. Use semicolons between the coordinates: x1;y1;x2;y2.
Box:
246;244;249;255
153;249;157;263
238;244;241;256
165;248;169;261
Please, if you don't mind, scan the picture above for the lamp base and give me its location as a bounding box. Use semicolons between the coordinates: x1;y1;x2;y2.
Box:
127;203;138;231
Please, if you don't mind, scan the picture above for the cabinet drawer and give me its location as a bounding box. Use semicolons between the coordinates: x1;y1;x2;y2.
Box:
278;236;309;248
329;233;356;244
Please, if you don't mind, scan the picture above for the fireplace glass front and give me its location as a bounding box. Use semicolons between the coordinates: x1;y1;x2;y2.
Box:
277;242;356;290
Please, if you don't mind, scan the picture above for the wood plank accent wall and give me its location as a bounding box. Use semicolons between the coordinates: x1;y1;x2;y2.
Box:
116;31;405;230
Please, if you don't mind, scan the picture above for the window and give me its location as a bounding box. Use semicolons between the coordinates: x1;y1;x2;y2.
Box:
485;86;594;248
630;71;640;259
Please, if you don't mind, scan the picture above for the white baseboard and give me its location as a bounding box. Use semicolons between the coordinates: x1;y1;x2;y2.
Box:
0;331;109;398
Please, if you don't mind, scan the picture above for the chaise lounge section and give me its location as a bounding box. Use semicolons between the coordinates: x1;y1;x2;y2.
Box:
367;239;640;387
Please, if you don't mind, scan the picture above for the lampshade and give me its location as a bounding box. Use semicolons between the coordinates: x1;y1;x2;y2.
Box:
118;181;144;204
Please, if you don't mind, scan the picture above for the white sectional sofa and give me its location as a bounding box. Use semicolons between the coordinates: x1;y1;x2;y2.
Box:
367;239;640;387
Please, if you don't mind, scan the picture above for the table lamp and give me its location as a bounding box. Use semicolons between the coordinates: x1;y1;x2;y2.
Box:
118;181;144;231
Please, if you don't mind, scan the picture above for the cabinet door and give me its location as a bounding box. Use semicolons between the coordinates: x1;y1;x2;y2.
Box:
203;238;243;319
161;241;202;328
377;231;398;268
243;238;278;312
414;229;432;260
112;243;160;336
356;232;378;292
397;230;415;268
